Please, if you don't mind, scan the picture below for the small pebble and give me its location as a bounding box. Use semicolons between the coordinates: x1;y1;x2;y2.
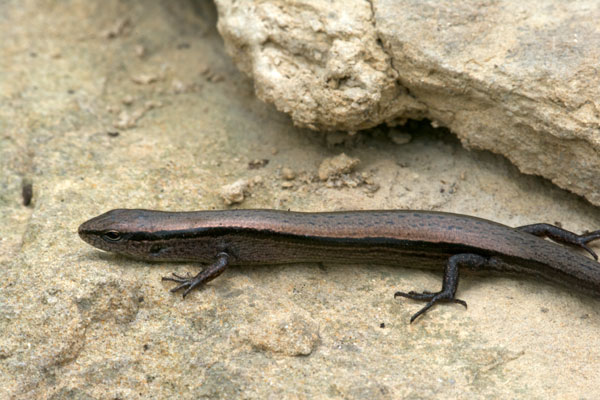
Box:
281;167;296;180
318;153;360;181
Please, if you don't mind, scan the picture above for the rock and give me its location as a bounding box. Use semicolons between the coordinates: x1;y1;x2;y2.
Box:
219;177;263;205
388;129;412;145
215;0;426;132
236;311;320;356
318;153;360;181
219;179;250;205
3;1;600;398
281;167;296;180
215;0;600;205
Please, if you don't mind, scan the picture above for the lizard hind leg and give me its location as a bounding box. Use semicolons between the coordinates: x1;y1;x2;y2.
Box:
395;253;486;323
517;224;600;260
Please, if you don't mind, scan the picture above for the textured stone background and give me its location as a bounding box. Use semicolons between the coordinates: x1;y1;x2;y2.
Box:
1;1;600;399
216;0;600;205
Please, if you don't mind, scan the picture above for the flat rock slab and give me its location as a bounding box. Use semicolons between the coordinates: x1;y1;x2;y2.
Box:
216;0;600;205
2;0;600;399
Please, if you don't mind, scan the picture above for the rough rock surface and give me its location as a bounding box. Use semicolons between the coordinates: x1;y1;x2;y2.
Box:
215;0;600;205
2;0;600;399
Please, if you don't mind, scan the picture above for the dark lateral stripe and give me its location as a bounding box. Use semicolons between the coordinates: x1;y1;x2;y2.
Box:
122;226;496;256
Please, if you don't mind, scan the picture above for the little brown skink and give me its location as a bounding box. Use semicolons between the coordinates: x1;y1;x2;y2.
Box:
78;209;600;322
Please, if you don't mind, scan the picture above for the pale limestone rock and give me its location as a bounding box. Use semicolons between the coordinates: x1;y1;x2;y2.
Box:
215;0;600;204
215;0;426;131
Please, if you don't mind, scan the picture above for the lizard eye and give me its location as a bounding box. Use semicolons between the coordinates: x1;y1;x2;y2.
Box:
103;230;122;242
